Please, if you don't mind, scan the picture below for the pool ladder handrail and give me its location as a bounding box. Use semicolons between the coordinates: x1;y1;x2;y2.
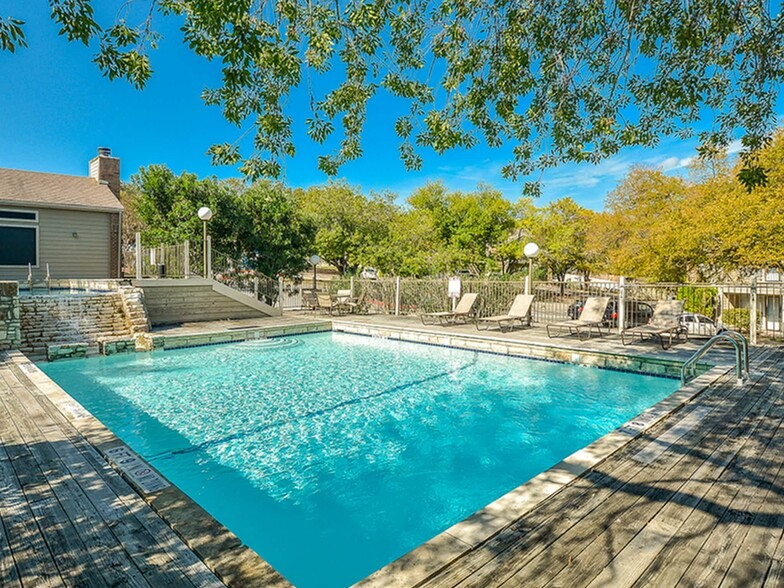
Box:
680;330;750;386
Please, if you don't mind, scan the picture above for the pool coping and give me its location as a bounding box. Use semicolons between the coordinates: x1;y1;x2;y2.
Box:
148;319;332;350
10;318;730;588
330;319;707;379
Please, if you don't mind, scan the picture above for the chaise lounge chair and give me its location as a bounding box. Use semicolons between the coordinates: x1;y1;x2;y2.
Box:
621;299;687;349
476;294;534;332
546;296;611;340
420;293;478;326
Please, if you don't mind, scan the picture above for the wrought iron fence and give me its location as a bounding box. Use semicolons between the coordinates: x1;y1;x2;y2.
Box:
530;280;619;325
123;242;193;278
212;249;279;306
337;276;780;343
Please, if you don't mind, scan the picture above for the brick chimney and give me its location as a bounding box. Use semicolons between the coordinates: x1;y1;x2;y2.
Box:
88;147;120;199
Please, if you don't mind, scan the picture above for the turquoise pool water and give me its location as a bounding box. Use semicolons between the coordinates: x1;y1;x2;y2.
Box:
41;332;678;587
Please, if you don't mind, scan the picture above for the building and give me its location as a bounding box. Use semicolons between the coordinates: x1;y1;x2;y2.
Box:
0;148;123;281
720;269;782;339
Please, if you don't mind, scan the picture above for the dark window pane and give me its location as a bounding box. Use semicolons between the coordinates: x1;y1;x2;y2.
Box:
0;226;36;266
0;210;36;221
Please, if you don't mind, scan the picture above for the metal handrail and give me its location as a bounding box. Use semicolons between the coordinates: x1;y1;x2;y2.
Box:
681;330;750;386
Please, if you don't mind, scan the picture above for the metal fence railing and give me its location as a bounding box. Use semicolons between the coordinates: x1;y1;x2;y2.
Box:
124;236;201;279
328;276;778;344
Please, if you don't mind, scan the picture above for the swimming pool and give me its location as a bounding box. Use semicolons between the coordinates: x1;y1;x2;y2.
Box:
41;332;679;587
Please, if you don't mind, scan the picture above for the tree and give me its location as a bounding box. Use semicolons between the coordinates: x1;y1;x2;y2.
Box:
231;182;316;278
119;182;146;250
3;3;781;188
596;168;692;281
526;198;592;281
409;182;515;274
368;208;444;277
127;165;314;277
294;181;395;275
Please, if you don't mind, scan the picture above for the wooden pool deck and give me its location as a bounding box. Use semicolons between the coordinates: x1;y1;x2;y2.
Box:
0;312;778;588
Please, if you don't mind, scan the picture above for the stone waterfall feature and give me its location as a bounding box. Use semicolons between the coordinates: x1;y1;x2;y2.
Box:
19;286;150;358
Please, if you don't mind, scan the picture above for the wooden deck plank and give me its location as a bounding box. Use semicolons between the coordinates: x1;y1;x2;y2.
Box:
0;495;21;588
0;437;63;588
0;365;217;588
664;366;784;588
583;364;784;587
0;372;152;588
629;386;784;587
719;461;784;588
4;363;225;587
501;365;782;588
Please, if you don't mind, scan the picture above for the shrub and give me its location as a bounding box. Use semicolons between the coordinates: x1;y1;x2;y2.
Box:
722;308;750;332
677;286;717;317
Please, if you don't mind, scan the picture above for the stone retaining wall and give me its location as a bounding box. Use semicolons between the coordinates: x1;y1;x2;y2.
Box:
117;285;150;333
0;282;21;351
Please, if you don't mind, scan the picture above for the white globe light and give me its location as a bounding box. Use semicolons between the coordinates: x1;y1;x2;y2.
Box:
197;206;213;221
524;242;540;258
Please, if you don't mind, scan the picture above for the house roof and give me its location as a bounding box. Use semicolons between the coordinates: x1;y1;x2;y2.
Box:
0;168;123;212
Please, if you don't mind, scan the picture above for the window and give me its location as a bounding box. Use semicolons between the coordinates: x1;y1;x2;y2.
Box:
0;208;38;267
0;209;37;221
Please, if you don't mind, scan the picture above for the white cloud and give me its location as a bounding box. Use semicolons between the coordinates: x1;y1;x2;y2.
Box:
658;155;693;172
726;139;743;155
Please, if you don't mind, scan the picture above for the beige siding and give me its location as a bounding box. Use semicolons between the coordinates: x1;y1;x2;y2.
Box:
0;208;113;281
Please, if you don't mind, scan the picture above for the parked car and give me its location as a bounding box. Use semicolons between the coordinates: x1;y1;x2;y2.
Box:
679;313;725;338
567;299;655;328
360;267;378;279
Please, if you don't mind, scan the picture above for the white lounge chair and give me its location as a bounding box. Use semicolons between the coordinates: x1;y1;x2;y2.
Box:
546;296;610;340
476;294;534;332
420;293;478;326
621;299;687;349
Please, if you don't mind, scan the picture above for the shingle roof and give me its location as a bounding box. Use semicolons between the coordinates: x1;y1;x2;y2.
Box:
0;168;123;212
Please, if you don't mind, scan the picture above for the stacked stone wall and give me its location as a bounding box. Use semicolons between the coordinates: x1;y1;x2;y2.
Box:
0;282;21;351
117;285;150;333
20;292;133;355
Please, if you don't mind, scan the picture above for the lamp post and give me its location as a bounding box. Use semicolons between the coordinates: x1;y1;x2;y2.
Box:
309;255;321;290
524;242;540;295
197;207;213;278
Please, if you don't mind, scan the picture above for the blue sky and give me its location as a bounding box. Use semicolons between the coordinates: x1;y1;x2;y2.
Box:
0;5;752;210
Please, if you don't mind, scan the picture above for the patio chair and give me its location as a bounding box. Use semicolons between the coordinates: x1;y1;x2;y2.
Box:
316;293;342;316
333;289;355;314
621;299;687;349
420;293;479;326
546;296;611;340
344;290;368;314
302;291;319;313
476;294;534;332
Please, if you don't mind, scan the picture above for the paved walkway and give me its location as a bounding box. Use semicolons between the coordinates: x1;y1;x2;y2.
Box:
0;354;225;587
362;345;783;588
